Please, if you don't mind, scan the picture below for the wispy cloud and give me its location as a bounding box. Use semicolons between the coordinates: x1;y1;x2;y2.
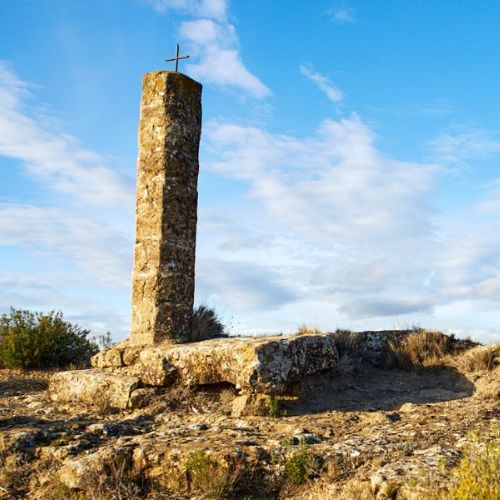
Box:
0;204;131;288
328;7;357;24
0;64;134;339
144;0;270;98
0;62;134;207
429;128;500;165
179;19;271;98
142;0;228;19
206;115;436;240
300;64;343;104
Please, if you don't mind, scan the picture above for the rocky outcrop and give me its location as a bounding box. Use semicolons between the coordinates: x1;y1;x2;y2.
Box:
92;332;339;395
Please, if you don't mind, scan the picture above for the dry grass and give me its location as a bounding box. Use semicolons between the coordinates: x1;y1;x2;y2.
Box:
385;329;477;370
296;325;323;336
454;344;499;372
184;449;247;499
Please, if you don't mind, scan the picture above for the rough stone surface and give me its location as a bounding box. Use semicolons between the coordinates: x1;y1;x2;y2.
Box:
94;333;339;395
1;339;497;499
48;370;140;409
231;393;270;417
130;71;202;345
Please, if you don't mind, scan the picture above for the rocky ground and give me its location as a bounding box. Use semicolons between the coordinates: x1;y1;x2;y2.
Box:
0;339;498;499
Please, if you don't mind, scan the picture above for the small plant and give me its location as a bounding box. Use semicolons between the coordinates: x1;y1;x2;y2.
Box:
185;449;241;498
284;440;311;486
0;308;99;369
268;395;287;418
443;440;499;499
190;305;227;342
93;330;113;350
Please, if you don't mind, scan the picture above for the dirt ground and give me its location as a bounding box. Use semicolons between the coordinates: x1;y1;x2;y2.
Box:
0;347;498;499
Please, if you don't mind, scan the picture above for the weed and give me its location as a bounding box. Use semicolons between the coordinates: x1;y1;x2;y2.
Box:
296;324;323;335
219;388;235;415
443;440;499;499
185;449;242;498
268;395;287;418
284;440;311;486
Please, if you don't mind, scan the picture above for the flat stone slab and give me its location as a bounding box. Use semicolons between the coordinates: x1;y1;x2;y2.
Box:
49;370;141;409
93;333;339;395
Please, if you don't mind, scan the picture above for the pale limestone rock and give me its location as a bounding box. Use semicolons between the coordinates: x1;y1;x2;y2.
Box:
93;333;338;395
137;348;177;386
231;393;270;417
59;446;132;489
49;370;140;409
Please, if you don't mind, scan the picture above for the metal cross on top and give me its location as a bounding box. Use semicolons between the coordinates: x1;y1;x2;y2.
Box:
165;44;190;73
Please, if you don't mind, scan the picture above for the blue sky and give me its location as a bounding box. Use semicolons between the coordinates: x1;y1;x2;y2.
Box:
1;0;500;343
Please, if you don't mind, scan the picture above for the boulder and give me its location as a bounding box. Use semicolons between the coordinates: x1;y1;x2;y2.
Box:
94;333;338;395
49;370;140;409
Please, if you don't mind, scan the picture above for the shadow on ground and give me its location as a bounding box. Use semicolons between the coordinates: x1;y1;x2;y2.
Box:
285;365;475;415
0;377;48;396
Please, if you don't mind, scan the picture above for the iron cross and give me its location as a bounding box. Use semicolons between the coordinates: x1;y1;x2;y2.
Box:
165;44;190;73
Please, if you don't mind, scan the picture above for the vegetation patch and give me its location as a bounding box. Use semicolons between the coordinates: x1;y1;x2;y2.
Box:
284;441;312;486
0;308;99;369
190;304;227;342
385;329;478;370
268;395;287;418
185;449;243;498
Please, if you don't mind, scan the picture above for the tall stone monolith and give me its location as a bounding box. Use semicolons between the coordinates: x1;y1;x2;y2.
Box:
130;71;202;345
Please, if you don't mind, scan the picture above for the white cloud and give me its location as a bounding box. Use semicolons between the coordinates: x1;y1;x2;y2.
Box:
143;0;228;19
328;8;357;24
0;65;135;340
143;0;270;98
0;62;134;207
477;179;500;214
300;64;343;104
0;204;132;288
206;115;436;241
179;19;271;98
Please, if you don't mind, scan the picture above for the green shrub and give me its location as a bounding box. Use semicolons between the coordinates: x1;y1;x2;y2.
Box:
190;304;227;342
285;441;311;486
0;308;99;369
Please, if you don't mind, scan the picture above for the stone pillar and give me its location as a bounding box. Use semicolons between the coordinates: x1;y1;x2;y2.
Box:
130;71;202;345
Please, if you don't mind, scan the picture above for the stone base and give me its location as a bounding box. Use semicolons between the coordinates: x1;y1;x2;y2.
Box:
49;333;339;410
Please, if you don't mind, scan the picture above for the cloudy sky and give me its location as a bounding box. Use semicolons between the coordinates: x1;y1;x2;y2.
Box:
1;0;500;343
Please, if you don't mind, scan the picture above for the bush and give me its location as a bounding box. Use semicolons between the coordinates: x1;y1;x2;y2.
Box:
443;437;500;499
190;304;227;342
0;308;99;369
285;441;312;486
